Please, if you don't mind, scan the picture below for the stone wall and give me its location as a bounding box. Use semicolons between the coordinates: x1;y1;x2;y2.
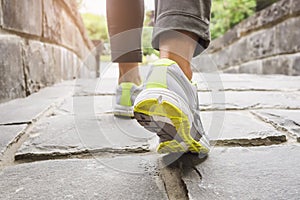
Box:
0;0;98;103
195;0;300;75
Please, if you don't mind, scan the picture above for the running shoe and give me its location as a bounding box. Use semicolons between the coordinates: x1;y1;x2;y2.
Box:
113;82;141;118
133;59;210;154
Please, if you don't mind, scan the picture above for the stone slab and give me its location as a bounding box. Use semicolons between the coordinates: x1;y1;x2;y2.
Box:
252;110;300;142
74;78;117;96
182;145;300;200
0;155;167;199
24;40;58;94
0;0;3;26
0;36;25;103
60;10;87;58
61;48;76;80
16;114;153;160
199;91;300;110
276;16;300;55
200;111;286;146
0;81;76;125
74;70;299;96
193;73;300;91
0;125;26;160
56;96;114;115
2;0;42;36
43;0;62;44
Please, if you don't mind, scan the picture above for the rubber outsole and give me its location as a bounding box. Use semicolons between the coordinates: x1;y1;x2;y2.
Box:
134;98;209;154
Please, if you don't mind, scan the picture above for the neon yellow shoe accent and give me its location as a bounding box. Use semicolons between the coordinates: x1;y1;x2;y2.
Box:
146;64;168;89
153;58;176;67
157;140;185;153
134;99;209;154
120;83;133;106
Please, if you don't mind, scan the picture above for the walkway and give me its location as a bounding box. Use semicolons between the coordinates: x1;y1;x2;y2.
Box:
1;64;300;199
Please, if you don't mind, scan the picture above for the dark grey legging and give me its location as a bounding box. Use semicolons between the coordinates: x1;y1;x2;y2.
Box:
106;0;211;63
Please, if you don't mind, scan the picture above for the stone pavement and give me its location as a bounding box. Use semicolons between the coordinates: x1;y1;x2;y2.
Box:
0;64;300;199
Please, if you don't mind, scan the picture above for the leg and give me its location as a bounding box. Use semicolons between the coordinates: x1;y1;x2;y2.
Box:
106;0;144;85
153;0;212;80
133;0;212;153
159;30;199;80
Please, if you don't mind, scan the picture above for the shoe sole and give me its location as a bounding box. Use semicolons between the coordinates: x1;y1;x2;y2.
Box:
134;89;209;154
113;104;134;118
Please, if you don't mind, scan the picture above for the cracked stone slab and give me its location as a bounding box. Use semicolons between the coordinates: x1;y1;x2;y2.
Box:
56;95;114;115
194;73;300;91
0;125;27;161
199;91;300;110
201;111;286;146
0;81;76;125
182;145;300;200
16;114;154;160
74;78;117;96
252;110;300;142
0;154;167;199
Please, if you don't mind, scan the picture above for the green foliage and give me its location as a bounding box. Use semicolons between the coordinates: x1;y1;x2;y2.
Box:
81;13;108;42
211;0;256;39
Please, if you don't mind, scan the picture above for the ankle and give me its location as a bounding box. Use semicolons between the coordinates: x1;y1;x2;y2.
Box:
160;54;193;80
118;63;141;85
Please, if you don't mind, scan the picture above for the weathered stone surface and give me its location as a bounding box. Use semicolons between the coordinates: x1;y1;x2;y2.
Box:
262;55;292;75
0;155;167;199
193;73;300;91
259;0;290;27
227;38;248;66
43;0;62;44
16;114;153;159
238;0;291;35
24;41;54;94
290;0;300;14
0;36;25;103
291;53;300;75
60;10;86;58
183;145;300;200
0;0;97;103
248;28;276;60
0;81;75;125
74;78;117;96
256;0;280;11
57;96;114;115
199;91;300;110
0;125;26;160
46;44;62;83
201;111;286;146
276;17;300;54
239;60;263;74
0;0;3;26
61;48;75;80
252;110;300;142
2;0;42;36
193;0;300;74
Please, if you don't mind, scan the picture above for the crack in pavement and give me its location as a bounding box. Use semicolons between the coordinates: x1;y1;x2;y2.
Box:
158;153;207;200
0;99;66;168
211;135;287;147
251;111;299;143
0;122;31;126
15;146;151;163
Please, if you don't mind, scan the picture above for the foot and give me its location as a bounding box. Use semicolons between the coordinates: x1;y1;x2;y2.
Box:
133;58;210;154
113;82;141;118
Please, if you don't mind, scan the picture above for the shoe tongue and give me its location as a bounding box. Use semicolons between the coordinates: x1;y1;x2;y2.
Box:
153;58;176;67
